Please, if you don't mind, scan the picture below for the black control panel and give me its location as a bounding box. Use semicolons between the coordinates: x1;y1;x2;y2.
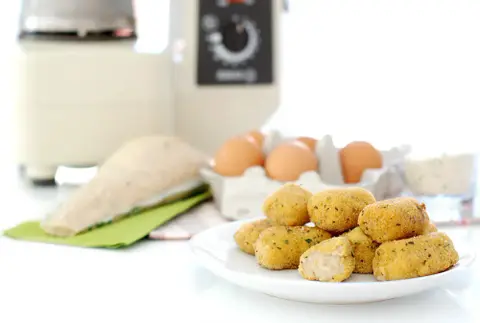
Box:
197;0;274;85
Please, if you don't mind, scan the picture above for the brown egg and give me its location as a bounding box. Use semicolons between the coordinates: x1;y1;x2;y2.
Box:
265;141;318;181
339;141;383;184
245;130;265;147
213;136;265;176
296;137;317;151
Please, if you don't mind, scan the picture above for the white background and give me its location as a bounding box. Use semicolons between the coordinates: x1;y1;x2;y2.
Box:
272;0;480;153
0;0;479;157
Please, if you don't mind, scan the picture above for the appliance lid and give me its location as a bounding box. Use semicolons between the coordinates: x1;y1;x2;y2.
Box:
19;0;135;36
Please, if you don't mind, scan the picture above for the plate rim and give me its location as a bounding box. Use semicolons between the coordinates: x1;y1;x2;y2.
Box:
190;218;476;290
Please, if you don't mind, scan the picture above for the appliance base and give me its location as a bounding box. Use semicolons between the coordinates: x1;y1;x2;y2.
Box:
25;165;58;182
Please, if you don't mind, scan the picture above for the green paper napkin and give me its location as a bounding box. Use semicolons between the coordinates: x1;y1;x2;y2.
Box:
3;191;211;248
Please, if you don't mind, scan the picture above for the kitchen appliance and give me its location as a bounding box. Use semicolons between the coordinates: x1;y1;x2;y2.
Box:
13;0;282;184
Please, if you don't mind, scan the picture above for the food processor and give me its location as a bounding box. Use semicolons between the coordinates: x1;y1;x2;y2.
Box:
13;0;283;184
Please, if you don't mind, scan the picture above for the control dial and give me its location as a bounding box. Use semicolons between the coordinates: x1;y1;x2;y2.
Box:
207;15;260;66
222;21;249;52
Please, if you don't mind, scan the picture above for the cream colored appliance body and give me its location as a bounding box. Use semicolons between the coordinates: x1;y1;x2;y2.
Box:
172;0;282;155
15;0;281;183
15;40;173;182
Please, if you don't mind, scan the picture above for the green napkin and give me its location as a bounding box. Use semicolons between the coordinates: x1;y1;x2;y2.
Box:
3;191;211;248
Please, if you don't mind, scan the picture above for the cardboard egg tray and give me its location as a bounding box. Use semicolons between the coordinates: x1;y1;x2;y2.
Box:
201;131;411;221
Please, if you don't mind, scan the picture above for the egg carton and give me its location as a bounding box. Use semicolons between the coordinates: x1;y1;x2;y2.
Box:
201;131;411;221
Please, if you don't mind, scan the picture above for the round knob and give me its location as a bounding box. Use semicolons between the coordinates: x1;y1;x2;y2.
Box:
221;21;249;53
207;17;260;66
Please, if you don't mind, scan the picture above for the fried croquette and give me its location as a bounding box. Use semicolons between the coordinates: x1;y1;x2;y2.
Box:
234;219;272;255
298;236;355;282
372;232;459;281
358;197;428;243
255;226;331;270
308;187;376;234
422;221;438;235
262;183;312;226
341;226;379;274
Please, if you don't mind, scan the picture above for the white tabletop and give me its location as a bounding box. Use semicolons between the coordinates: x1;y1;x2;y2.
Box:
0;225;478;323
0;171;476;323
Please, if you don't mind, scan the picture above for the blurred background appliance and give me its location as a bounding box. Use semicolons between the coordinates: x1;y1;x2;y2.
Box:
14;0;282;184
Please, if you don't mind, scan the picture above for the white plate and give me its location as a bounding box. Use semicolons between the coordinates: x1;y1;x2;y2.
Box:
190;219;476;304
